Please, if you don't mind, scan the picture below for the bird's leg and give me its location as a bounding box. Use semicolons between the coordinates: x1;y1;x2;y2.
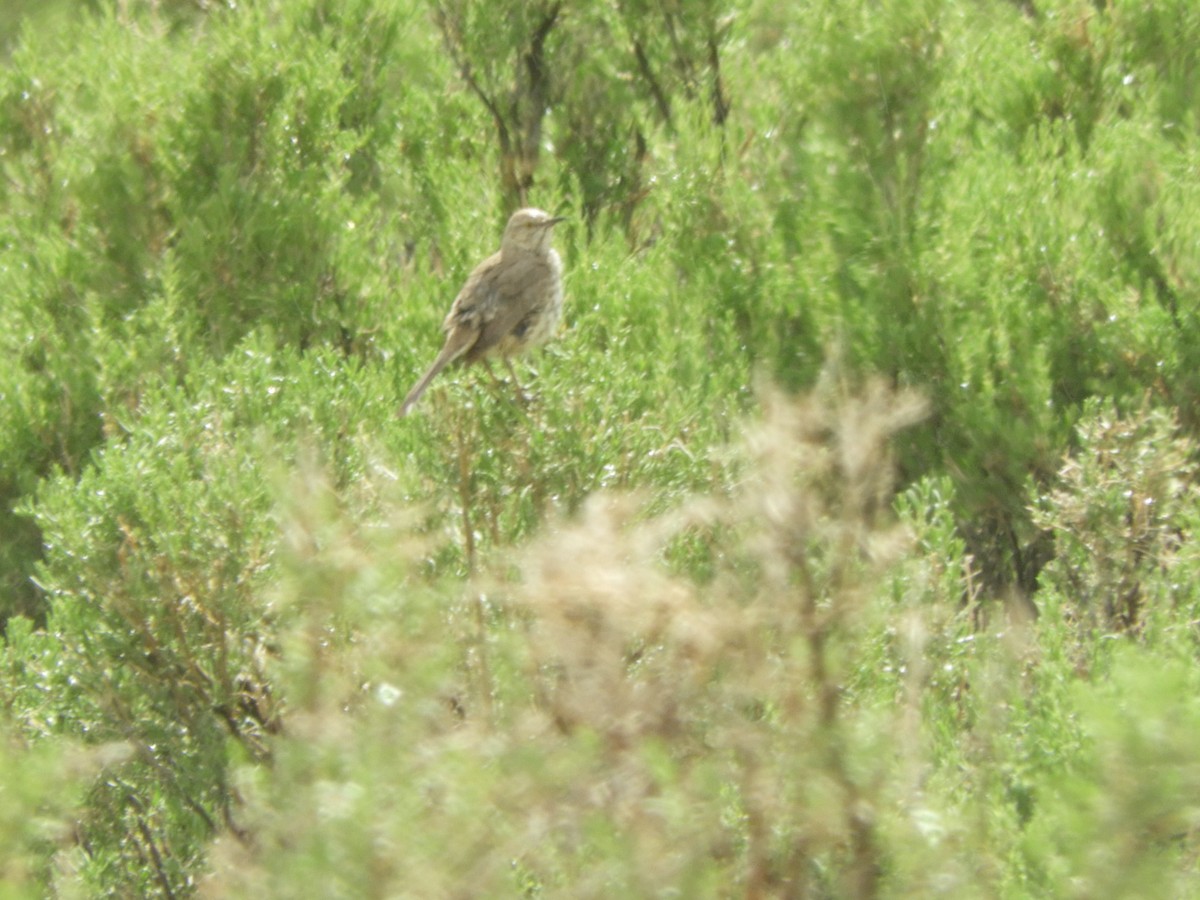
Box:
504;357;542;408
479;359;534;412
481;359;506;392
503;358;526;394
480;359;527;408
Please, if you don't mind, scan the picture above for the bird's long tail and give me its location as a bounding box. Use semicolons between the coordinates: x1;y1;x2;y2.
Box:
399;328;476;417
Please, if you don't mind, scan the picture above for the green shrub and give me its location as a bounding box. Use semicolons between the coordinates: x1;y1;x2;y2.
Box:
0;0;433;621
1033;400;1199;639
11;338;398;895
1022;646;1200;898
1;0;1200;894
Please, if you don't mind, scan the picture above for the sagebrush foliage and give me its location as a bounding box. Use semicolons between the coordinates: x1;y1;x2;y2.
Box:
1;0;1200;895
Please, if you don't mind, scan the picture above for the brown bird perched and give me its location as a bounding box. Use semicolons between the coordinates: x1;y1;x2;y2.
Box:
400;207;566;417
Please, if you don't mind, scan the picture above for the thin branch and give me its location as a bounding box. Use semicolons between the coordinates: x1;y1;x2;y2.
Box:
632;37;674;127
707;31;730;126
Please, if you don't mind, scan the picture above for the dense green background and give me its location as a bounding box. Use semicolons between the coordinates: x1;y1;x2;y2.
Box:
2;0;1200;895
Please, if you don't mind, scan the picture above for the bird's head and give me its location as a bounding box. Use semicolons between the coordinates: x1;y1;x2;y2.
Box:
501;207;566;254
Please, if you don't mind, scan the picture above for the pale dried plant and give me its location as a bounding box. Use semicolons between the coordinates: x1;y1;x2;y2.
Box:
518;491;729;743
504;375;930;895
205;376;934;898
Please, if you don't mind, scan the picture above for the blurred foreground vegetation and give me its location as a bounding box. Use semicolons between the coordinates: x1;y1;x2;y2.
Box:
3;0;1200;895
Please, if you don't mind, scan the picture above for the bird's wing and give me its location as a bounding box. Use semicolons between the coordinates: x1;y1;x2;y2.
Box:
467;256;552;360
401;257;505;417
443;252;502;333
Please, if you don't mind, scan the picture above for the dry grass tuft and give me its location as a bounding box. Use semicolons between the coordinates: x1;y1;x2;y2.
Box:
204;376;935;897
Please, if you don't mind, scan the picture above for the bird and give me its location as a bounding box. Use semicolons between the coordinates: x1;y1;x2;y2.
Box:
400;207;566;417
